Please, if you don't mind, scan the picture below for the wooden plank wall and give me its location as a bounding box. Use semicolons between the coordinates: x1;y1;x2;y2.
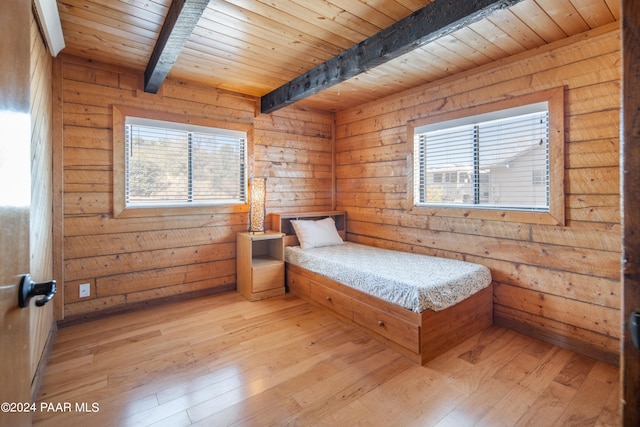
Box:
29;12;55;391
56;56;333;319
335;23;621;364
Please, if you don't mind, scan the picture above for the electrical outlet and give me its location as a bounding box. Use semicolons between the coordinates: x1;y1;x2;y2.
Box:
79;283;90;298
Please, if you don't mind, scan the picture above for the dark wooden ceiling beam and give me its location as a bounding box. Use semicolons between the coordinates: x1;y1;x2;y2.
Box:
144;0;209;93
260;0;524;114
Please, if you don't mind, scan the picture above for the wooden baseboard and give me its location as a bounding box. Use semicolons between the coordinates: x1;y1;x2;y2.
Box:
31;321;57;401
58;284;236;328
494;315;620;366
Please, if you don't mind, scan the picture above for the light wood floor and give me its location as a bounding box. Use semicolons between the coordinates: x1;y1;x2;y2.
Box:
34;292;620;426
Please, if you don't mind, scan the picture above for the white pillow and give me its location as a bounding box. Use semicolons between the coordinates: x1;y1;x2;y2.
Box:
290;217;345;249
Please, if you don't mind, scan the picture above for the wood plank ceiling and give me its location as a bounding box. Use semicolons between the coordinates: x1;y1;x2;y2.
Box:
56;0;620;112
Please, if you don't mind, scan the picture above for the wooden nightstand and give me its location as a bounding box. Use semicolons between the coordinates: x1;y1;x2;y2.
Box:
236;231;285;301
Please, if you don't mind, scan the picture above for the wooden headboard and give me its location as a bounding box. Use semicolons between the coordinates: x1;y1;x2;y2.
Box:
272;211;346;247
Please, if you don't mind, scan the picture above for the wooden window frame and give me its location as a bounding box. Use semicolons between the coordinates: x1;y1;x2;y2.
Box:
113;105;253;218
407;87;565;226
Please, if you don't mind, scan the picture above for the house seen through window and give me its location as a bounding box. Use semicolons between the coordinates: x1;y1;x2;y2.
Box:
414;102;549;212
125;117;247;207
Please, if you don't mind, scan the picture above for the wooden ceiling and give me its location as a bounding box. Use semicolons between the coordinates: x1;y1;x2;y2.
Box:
56;0;620;112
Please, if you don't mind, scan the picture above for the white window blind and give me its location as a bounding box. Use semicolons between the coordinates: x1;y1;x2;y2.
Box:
414;102;549;211
125;117;246;207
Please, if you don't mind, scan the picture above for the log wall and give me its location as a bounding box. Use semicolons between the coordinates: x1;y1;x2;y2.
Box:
56;56;334;319
334;24;621;364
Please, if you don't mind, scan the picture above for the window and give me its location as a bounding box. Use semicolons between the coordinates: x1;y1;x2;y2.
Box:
113;106;251;217
415;103;549;210
408;88;565;225
532;170;546;186
125;117;246;206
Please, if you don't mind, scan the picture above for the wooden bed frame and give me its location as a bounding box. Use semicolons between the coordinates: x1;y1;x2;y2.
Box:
273;211;494;365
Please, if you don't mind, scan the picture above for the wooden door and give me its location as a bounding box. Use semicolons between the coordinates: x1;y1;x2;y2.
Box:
29;3;57;399
622;0;640;425
0;224;31;427
0;1;36;426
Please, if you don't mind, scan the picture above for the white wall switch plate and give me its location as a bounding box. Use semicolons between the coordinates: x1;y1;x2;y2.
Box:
79;283;90;298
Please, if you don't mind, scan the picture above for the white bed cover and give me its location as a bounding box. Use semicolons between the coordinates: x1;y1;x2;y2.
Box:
285;242;491;313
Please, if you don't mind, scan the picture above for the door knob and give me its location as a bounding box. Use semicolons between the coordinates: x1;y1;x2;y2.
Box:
631;312;640;349
19;274;56;308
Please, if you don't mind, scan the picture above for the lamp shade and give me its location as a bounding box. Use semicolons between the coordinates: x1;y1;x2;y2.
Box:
248;177;267;233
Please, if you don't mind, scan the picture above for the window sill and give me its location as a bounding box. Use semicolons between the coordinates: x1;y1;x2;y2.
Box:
114;203;248;218
407;204;564;226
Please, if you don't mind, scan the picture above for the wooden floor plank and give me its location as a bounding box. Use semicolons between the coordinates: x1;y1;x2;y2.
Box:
432;378;513;426
33;292;620;426
516;381;576;427
476;384;540;427
518;346;576;394
554;361;620;426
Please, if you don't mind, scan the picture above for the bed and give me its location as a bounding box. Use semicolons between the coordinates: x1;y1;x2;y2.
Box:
273;211;494;365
